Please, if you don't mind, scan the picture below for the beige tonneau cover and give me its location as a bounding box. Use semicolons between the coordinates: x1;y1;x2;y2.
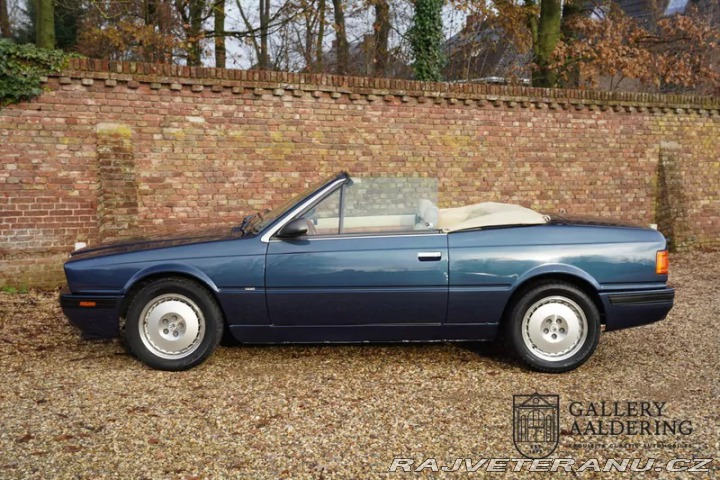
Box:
417;200;547;232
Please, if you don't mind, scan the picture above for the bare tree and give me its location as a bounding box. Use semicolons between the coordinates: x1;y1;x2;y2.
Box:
372;0;390;76
233;0;297;69
315;0;325;70
173;0;210;65
214;0;226;67
292;0;326;71
258;0;269;68
331;0;348;74
0;0;10;38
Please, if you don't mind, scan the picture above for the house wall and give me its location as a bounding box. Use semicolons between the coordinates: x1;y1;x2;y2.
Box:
1;59;719;287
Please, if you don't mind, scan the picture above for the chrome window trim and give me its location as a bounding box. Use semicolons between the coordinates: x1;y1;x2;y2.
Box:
260;178;348;243
268;232;447;242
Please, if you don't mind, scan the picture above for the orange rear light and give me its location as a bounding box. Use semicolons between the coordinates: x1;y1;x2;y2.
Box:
79;301;96;307
656;250;669;275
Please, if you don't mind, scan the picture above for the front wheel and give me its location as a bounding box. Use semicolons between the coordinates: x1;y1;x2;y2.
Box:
506;282;600;373
125;278;224;371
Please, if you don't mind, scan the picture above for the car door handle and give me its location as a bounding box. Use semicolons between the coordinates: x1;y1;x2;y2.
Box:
417;251;442;261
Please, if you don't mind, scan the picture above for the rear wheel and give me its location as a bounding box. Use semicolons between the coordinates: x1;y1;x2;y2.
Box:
506;281;600;373
125;278;223;371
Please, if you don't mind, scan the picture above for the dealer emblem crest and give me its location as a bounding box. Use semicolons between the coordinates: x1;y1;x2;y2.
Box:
513;393;559;458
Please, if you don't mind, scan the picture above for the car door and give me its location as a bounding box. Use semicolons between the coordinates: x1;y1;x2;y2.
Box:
266;234;448;326
265;182;449;327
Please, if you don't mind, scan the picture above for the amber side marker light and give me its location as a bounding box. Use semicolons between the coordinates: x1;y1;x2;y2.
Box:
656;250;669;275
79;301;96;307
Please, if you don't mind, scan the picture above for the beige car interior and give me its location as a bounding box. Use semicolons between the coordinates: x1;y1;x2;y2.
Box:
416;199;548;232
311;199;547;235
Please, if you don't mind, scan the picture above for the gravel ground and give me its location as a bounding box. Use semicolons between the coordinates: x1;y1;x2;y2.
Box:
1;252;718;479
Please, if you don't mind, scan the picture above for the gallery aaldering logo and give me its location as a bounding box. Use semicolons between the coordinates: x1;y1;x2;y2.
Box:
387;395;711;474
513;393;560;459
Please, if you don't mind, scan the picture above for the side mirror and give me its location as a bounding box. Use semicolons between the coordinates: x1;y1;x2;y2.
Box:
276;218;309;239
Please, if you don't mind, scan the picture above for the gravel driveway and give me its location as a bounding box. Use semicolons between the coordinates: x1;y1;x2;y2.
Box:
1;252;718;479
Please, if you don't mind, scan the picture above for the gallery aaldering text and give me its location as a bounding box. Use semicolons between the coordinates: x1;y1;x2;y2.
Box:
568;401;693;436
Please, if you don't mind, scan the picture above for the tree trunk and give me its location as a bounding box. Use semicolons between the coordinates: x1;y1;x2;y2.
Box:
0;0;11;38
303;10;313;69
331;0;349;75
258;0;269;69
36;0;55;48
315;0;325;71
187;0;204;66
214;0;226;68
372;0;390;77
532;0;562;87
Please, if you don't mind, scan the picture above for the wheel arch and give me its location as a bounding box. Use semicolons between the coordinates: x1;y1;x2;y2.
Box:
119;266;222;321
500;268;606;329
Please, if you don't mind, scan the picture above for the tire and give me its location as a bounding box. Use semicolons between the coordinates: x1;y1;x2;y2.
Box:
125;277;224;371
506;281;600;373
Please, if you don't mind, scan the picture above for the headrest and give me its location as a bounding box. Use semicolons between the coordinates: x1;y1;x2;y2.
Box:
417;199;439;228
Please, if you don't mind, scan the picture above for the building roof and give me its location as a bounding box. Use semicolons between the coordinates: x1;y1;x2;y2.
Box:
606;0;699;19
321;35;412;79
443;16;531;83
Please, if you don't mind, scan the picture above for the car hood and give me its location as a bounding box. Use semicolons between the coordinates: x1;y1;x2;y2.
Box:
69;226;244;260
547;213;644;229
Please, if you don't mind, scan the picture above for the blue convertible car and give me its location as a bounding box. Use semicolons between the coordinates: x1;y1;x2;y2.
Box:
61;172;674;372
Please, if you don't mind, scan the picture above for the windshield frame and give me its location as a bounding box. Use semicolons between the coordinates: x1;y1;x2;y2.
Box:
254;172;349;240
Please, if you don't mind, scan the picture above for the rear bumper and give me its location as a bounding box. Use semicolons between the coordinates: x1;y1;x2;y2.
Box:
59;286;122;339
600;288;675;332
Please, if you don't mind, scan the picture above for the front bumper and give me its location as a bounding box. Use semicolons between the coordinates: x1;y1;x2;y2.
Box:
60;286;122;339
600;288;675;332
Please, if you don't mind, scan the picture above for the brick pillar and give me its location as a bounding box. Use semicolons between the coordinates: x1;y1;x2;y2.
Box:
96;123;139;242
655;142;691;251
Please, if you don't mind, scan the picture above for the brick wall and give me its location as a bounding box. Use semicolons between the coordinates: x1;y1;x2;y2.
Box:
1;58;719;288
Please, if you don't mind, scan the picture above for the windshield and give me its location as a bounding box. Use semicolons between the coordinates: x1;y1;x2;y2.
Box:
250;174;344;233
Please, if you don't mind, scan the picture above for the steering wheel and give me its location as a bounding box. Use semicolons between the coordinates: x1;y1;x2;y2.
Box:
305;218;317;235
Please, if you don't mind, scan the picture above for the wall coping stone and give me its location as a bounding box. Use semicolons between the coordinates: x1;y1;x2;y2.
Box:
48;58;720;113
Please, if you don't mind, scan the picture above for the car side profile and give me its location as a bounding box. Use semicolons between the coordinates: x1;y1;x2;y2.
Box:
60;172;674;372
